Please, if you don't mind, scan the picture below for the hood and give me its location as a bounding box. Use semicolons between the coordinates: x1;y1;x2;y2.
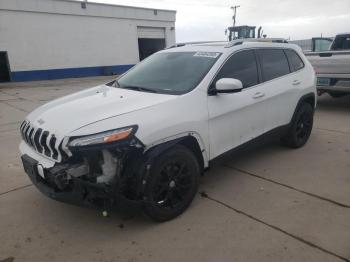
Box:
26;85;177;137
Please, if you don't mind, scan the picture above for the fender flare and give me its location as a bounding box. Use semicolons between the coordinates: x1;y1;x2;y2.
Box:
144;132;208;166
135;133;208;197
297;92;316;108
289;92;316;125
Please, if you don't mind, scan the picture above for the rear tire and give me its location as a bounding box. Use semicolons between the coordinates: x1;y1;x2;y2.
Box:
142;145;200;222
281;103;314;148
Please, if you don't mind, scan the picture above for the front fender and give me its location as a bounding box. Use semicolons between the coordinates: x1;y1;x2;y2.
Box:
144;132;208;168
134;133;208;197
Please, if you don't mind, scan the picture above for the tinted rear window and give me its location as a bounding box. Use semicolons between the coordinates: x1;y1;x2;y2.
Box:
258;49;290;82
285;49;304;72
331;35;350;50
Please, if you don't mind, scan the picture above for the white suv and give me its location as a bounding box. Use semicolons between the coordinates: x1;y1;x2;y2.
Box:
20;40;316;221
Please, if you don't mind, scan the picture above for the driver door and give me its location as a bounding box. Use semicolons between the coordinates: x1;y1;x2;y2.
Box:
207;49;268;159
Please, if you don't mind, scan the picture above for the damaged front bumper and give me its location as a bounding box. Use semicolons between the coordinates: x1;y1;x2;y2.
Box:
21;154;121;208
20;134;147;209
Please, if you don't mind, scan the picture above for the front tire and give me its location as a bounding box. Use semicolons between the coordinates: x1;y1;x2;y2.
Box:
143;145;200;222
281;103;314;148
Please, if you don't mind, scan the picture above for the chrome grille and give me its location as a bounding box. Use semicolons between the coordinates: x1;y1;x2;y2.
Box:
20;120;63;161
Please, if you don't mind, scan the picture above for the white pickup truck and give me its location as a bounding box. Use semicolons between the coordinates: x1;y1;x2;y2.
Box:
305;33;350;97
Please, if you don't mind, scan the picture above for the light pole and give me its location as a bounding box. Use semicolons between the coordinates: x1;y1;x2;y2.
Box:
231;5;240;27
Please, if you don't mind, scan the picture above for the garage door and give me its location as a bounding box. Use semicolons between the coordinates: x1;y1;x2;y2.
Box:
137;27;165;39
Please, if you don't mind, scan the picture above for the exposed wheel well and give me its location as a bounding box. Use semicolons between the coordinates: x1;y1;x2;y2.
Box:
300;93;316;109
177;136;205;174
288;93;316;128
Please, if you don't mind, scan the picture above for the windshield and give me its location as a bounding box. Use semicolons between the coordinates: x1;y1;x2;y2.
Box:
117;51;221;95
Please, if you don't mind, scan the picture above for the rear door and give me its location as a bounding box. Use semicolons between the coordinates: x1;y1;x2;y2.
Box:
257;49;301;130
207;49;268;159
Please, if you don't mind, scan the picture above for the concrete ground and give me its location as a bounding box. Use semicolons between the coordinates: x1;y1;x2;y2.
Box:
0;76;349;262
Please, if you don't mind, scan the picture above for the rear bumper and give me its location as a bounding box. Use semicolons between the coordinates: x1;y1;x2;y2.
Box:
316;76;350;93
317;85;350;93
317;73;350;79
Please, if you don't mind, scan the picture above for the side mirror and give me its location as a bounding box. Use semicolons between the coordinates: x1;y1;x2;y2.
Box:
215;78;243;94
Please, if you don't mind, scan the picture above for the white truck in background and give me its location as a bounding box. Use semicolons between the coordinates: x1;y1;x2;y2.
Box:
305;33;350;97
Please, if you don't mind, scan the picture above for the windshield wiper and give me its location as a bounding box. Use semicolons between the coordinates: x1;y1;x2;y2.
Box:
120;85;158;93
114;80;121;88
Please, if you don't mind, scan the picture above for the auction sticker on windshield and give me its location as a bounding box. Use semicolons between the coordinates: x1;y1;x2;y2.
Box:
193;52;221;58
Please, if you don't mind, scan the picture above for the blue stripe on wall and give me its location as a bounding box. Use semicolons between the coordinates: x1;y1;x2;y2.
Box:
11;64;135;82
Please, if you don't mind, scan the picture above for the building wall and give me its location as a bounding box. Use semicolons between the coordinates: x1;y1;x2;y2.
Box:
0;0;176;81
289;39;312;52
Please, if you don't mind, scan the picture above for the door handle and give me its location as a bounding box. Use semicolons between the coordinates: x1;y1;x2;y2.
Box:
252;92;265;99
293;80;301;86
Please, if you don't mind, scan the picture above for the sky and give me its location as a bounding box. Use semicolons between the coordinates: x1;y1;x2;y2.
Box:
79;0;350;42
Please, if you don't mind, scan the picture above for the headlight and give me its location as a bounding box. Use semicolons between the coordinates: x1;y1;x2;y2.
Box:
68;126;137;147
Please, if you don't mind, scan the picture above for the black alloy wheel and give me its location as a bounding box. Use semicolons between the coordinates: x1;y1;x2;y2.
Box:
143;145;200;221
295;110;313;143
282;103;314;148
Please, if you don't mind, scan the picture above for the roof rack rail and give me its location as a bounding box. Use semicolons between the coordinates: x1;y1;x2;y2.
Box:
225;38;288;48
166;41;227;49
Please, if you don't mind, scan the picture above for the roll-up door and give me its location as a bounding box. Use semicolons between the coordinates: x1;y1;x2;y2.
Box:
137;27;165;39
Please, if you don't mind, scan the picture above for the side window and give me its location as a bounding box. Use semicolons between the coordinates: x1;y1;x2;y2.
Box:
313;38;332;52
331;35;350;50
215;50;258;88
258;49;290;82
285;49;304;72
